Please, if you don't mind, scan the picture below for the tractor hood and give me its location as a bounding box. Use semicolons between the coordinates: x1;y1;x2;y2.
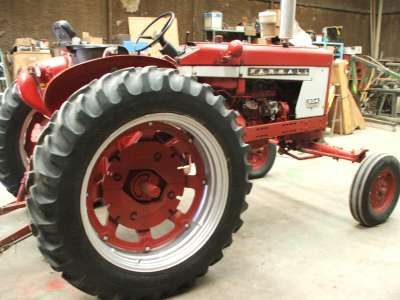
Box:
176;41;333;68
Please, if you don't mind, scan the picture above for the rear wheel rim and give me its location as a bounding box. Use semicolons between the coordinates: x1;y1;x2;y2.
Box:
249;144;269;171
18;110;47;168
81;113;229;272
369;167;396;215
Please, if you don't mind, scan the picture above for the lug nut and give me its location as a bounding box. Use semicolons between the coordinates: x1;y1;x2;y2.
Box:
112;173;122;181
167;191;176;199
144;246;151;253
130;211;138;220
153;152;162;161
103;235;109;241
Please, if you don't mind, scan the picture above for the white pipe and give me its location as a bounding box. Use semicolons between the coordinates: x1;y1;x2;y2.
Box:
374;0;383;59
279;0;297;40
370;0;376;57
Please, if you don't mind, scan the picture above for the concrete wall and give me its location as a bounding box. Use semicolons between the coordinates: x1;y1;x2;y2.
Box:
0;0;390;58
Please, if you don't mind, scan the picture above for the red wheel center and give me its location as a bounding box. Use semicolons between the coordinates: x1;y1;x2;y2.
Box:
21;112;48;162
249;144;269;171
103;141;185;232
370;168;396;214
86;122;206;251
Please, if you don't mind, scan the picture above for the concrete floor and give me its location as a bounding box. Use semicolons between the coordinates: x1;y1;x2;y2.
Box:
1;126;400;300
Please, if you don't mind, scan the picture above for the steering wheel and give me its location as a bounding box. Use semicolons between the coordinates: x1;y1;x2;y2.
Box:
135;12;175;52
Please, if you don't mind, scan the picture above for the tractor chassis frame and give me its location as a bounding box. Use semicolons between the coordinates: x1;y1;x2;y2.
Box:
0;174;31;253
0;116;367;253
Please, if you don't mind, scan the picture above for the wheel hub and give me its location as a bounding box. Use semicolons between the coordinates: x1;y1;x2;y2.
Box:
370;168;396;214
103;141;185;232
249;143;269;171
86;121;206;251
129;171;163;202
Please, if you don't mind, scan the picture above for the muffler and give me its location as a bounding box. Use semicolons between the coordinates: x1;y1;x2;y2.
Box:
279;0;297;40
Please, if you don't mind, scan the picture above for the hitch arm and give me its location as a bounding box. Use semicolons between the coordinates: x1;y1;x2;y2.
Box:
0;225;32;253
301;143;368;163
280;142;368;163
0;172;32;253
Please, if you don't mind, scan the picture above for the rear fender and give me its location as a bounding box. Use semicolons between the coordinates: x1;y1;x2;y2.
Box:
44;55;176;114
16;55;71;116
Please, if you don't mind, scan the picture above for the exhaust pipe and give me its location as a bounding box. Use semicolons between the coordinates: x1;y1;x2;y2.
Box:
279;0;297;40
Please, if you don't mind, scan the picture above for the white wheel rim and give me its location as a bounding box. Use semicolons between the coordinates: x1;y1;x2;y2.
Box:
80;113;229;272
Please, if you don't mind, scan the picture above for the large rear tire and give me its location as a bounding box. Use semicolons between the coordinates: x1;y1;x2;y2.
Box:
0;84;45;195
28;67;251;299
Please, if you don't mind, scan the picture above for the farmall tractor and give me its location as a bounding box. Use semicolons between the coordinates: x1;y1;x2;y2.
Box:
1;3;400;299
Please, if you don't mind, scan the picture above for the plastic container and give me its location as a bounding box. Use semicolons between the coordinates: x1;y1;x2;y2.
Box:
259;10;277;24
259;10;278;38
204;12;223;30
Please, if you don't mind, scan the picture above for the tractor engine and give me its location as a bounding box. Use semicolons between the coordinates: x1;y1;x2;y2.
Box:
240;98;289;123
205;78;299;125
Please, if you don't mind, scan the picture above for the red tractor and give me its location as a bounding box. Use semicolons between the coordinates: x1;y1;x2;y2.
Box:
0;10;399;299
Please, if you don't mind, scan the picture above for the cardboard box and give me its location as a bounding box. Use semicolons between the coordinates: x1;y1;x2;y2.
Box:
204;11;223;30
14;38;36;47
256;38;267;44
12;51;52;79
82;32;104;44
245;25;257;36
259;10;277;24
111;34;131;44
258;9;280;38
261;23;278;38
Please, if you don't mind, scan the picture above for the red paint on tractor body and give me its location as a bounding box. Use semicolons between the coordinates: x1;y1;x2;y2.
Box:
16;55;71;116
178;42;332;67
16;55;176;116
44;55;176;113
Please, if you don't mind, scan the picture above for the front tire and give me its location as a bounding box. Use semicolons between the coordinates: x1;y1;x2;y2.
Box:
350;153;400;227
28;67;250;299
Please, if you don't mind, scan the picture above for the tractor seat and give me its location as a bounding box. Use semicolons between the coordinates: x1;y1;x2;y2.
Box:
52;20;129;64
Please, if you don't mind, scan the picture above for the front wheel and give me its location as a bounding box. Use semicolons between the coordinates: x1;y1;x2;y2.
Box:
248;142;277;179
28;67;250;299
350;153;400;227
